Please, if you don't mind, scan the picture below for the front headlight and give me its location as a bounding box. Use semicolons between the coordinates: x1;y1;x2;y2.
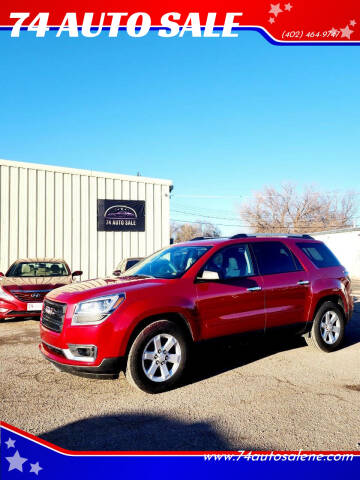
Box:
0;287;15;302
72;294;125;325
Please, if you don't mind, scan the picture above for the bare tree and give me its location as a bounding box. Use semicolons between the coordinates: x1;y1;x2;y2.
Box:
172;221;221;243
239;184;357;234
170;221;180;241
201;222;222;238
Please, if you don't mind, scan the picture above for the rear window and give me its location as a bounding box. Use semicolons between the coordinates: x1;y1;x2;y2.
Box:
296;242;341;268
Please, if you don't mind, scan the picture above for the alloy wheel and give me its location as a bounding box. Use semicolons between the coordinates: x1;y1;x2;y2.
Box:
142;333;182;383
320;310;341;345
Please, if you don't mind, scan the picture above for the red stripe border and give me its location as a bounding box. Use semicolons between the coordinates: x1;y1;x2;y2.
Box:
1;421;360;456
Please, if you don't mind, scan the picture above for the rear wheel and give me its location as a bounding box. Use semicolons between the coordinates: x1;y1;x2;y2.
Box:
305;301;345;352
125;320;189;393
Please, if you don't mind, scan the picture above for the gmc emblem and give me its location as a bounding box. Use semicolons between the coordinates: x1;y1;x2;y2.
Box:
45;306;55;315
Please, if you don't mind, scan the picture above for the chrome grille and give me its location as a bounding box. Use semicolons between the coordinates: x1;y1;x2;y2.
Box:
9;289;51;302
41;299;66;333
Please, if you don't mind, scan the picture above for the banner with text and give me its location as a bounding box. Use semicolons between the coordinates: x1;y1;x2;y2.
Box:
1;0;360;44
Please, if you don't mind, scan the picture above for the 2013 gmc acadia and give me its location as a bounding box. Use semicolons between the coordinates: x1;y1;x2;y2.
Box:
39;234;353;393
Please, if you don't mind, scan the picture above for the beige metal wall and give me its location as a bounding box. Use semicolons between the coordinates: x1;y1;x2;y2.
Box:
0;159;172;280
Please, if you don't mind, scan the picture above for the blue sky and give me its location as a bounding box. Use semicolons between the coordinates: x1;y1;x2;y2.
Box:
0;31;359;234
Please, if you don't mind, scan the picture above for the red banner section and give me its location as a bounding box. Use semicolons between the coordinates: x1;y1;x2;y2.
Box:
1;0;360;43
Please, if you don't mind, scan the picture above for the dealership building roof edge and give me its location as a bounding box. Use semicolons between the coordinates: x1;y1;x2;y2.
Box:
0;158;173;187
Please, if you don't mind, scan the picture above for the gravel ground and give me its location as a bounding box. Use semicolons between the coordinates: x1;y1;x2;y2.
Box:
1;290;359;452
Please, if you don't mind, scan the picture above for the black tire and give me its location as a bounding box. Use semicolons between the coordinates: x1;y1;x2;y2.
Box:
305;301;345;352
125;320;189;393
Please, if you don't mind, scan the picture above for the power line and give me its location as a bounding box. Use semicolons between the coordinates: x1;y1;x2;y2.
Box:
171;218;359;229
172;209;241;221
171;201;360;220
171;208;360;224
172;218;247;227
171;201;240;215
172;191;360;200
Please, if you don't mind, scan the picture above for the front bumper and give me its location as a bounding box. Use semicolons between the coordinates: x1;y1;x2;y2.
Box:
40;343;123;379
0;296;43;318
40;297;129;368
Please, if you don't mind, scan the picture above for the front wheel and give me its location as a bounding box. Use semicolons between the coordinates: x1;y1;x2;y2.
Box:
305;301;345;352
125;320;189;393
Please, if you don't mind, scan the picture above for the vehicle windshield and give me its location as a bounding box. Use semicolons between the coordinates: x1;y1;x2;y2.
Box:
122;245;211;279
6;262;69;277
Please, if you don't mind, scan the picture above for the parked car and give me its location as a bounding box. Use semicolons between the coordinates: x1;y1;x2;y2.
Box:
39;235;353;393
0;258;82;320
113;257;144;276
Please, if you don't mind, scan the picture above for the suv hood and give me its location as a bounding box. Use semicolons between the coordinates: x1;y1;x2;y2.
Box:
46;276;165;303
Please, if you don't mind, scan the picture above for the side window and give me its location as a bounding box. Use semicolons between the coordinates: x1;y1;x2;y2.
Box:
251;241;298;275
199;244;255;280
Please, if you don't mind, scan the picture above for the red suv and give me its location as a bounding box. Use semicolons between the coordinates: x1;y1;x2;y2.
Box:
39;235;353;393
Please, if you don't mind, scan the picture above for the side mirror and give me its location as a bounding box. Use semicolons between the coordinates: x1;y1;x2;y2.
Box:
0;272;4;277
72;270;83;278
113;270;122;277
196;270;220;282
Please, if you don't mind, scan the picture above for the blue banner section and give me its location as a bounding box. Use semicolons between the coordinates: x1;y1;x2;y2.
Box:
1;424;359;479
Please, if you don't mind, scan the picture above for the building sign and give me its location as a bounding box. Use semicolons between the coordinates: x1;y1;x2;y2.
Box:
97;199;145;232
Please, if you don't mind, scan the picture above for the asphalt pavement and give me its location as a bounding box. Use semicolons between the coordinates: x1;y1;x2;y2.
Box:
1;287;359;451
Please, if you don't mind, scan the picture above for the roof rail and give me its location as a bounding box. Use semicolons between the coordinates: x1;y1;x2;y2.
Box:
230;233;314;240
189;236;213;241
230;233;248;239
191;233;315;242
245;233;314;240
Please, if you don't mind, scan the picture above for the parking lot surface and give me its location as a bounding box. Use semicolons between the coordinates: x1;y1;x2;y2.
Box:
1;288;360;452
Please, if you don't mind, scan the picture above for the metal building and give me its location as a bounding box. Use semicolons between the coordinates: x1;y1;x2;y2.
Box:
0;159;172;279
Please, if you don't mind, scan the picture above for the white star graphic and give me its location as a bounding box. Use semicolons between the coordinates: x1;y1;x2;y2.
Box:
30;461;43;475
329;27;338;36
269;3;283;17
349;19;356;27
5;450;28;472
340;25;354;39
269;17;275;24
284;3;293;11
5;437;16;448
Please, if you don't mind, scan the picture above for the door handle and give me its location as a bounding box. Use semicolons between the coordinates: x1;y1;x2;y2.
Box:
247;286;262;291
298;280;310;285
